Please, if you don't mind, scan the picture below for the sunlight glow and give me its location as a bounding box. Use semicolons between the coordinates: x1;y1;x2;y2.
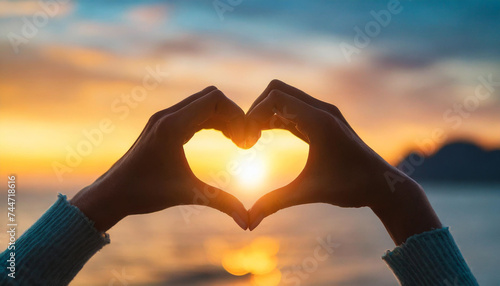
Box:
237;156;267;189
184;130;308;199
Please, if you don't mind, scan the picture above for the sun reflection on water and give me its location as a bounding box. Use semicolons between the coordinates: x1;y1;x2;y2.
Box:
204;237;281;285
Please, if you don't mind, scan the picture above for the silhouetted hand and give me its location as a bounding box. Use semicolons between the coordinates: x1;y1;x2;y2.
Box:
71;86;249;232
246;80;441;244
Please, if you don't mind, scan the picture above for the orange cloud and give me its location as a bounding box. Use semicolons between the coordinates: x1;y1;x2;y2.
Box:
126;4;170;27
0;1;74;17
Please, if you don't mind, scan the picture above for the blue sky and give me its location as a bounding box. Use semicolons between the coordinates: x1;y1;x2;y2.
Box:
3;0;500;63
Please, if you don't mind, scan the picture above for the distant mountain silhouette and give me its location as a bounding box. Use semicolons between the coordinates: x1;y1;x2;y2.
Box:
397;141;500;182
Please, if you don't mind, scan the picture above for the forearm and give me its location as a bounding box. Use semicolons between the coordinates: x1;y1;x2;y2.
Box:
0;194;109;285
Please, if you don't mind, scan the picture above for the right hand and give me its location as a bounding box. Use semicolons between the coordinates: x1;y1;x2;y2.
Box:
245;80;441;244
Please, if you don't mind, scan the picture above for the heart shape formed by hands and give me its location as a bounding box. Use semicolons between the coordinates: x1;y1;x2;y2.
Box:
185;80;396;231
75;80;400;234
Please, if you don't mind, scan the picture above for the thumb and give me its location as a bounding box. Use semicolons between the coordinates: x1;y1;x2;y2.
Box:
263;114;309;143
191;183;249;230
248;179;317;231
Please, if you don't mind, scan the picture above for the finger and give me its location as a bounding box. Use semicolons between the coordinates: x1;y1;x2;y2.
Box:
248;79;330;113
180;117;234;144
172;89;246;147
198;118;233;139
248;180;318;231
157;86;218;117
246;89;329;147
248;79;353;130
246;114;309;145
262;114;309;143
128;86;218;151
192;183;249;230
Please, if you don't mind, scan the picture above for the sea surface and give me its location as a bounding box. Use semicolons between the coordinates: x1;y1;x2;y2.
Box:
1;184;499;286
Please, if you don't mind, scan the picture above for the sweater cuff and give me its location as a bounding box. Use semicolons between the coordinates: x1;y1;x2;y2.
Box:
11;194;110;285
382;227;478;286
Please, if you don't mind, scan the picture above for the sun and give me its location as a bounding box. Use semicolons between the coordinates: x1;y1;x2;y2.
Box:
237;155;267;189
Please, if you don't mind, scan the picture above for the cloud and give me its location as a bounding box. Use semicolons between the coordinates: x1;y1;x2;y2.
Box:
126;3;170;27
0;42;149;120
72;22;129;38
0;0;74;18
0;20;499;190
70;3;171;39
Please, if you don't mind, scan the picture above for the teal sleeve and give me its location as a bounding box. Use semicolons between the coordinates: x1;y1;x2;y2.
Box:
383;227;478;286
0;194;110;285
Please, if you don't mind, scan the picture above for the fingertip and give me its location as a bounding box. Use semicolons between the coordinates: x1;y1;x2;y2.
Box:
244;133;260;149
231;211;248;230
244;118;261;149
230;198;249;231
248;205;264;231
230;115;246;149
249;213;264;231
203;185;249;230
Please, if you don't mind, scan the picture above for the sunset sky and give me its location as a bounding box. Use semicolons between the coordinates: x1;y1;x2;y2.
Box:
1;0;499;197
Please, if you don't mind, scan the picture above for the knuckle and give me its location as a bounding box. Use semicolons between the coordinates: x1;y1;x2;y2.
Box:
148;111;164;125
154;114;176;135
269;79;285;89
207;89;226;101
326;103;343;117
267;89;282;101
203;85;218;93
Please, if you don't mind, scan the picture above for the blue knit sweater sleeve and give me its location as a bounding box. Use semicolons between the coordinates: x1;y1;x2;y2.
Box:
0;194;109;286
383;227;478;285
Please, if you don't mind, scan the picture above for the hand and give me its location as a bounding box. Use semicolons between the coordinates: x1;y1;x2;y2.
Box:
246;80;441;244
70;87;249;232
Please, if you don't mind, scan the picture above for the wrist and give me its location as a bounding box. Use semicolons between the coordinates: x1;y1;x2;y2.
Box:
370;169;442;245
70;184;127;232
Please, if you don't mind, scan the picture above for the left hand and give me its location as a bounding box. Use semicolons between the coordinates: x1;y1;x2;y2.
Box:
70;86;249;232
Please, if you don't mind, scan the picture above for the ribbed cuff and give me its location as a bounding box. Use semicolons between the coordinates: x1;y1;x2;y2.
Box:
383;227;478;286
10;194;110;285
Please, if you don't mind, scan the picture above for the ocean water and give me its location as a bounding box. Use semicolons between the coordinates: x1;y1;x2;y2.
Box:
2;184;499;286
